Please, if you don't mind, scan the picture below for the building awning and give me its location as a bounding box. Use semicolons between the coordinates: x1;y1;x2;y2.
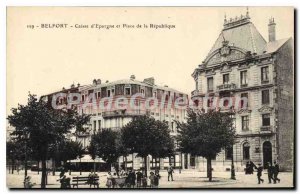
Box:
70;154;106;163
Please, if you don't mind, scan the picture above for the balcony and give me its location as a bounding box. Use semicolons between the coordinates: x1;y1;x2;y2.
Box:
102;109;150;118
191;90;204;98
260;126;273;134
217;83;236;91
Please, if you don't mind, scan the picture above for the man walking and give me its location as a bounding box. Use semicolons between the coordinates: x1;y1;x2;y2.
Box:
167;164;174;181
266;162;274;184
136;169;143;188
273;161;281;183
256;163;264;184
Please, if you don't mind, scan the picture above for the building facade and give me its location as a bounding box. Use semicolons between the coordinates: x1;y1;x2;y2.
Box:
43;76;190;170
191;12;294;171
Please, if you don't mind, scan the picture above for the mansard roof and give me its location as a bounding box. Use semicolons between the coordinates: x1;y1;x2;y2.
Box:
206;22;267;61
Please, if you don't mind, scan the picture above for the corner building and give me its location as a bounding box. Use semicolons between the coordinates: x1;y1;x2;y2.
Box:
76;76;189;170
191;12;294;171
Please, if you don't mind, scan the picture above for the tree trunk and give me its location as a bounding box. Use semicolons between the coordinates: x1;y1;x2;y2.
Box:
69;160;71;175
80;158;82;175
24;143;28;178
41;160;47;188
207;157;212;182
11;160;14;174
93;160;96;173
125;156;127;171
144;156;148;177
52;158;55;176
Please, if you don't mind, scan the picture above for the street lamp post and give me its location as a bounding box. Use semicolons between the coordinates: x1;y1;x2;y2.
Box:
230;107;236;180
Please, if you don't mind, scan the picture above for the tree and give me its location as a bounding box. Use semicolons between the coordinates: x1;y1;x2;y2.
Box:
89;129;123;173
50;140;85;175
7;94;88;188
6;141;22;174
176;109;235;182
121;115;174;177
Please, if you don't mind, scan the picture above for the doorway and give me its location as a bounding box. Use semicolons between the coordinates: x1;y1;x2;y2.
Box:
263;141;272;168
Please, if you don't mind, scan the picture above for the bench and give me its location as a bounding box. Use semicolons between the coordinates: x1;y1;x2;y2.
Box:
71;176;99;188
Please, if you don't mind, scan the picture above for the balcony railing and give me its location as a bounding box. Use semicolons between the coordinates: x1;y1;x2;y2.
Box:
191;90;204;97
217;83;236;91
260;126;272;133
102;109;150;118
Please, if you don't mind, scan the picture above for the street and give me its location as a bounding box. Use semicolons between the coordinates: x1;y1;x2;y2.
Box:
7;169;294;189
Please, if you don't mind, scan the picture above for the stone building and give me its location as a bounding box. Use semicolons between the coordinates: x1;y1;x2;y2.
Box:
42;76;189;170
191;11;294;171
76;76;188;170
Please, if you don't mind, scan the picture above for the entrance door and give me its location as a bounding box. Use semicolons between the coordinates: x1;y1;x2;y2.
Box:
263;141;272;168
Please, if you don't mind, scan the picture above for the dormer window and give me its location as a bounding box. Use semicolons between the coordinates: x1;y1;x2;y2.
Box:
125;87;131;95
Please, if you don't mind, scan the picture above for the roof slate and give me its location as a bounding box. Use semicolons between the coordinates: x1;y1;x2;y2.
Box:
206;22;267;60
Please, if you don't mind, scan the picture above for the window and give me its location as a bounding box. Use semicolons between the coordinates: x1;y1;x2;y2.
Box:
223;74;229;84
243;142;250;160
207;77;214;92
240;93;248;108
81;95;85;102
140;89;145;94
261;66;269;83
195;79;198;90
153;91;157;97
241;116;249;131
240;71;248;86
125;87;131;95
107;90;111;97
98;120;101;130
93;120;97;131
207;98;213;108
97;92;101;99
111;89;115;95
221;93;230;107
225;146;233;160
262;114;270;126
171;122;174;132
262;90;270;105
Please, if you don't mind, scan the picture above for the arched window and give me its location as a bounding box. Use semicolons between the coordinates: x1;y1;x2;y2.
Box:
243;142;250;160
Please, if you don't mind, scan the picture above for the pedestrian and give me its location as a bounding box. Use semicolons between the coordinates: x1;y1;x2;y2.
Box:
273;161;281;183
167;164;174;181
130;170;136;188
24;176;35;188
149;172;155;188
256;163;264;184
106;171;113;188
266;162;274;184
249;161;256;174
136;169;143;188
153;170;160;188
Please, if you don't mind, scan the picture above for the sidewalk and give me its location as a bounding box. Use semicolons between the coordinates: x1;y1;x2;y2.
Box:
6;169;294;189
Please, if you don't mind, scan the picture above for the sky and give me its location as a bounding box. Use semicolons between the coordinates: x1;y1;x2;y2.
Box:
7;6;294;114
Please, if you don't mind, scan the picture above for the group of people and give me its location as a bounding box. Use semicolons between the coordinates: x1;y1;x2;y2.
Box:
245;161;281;184
106;168;161;188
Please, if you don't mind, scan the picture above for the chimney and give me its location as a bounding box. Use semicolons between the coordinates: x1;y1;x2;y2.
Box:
268;17;276;42
96;79;101;85
92;79;97;85
130;75;136;80
143;77;155;85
